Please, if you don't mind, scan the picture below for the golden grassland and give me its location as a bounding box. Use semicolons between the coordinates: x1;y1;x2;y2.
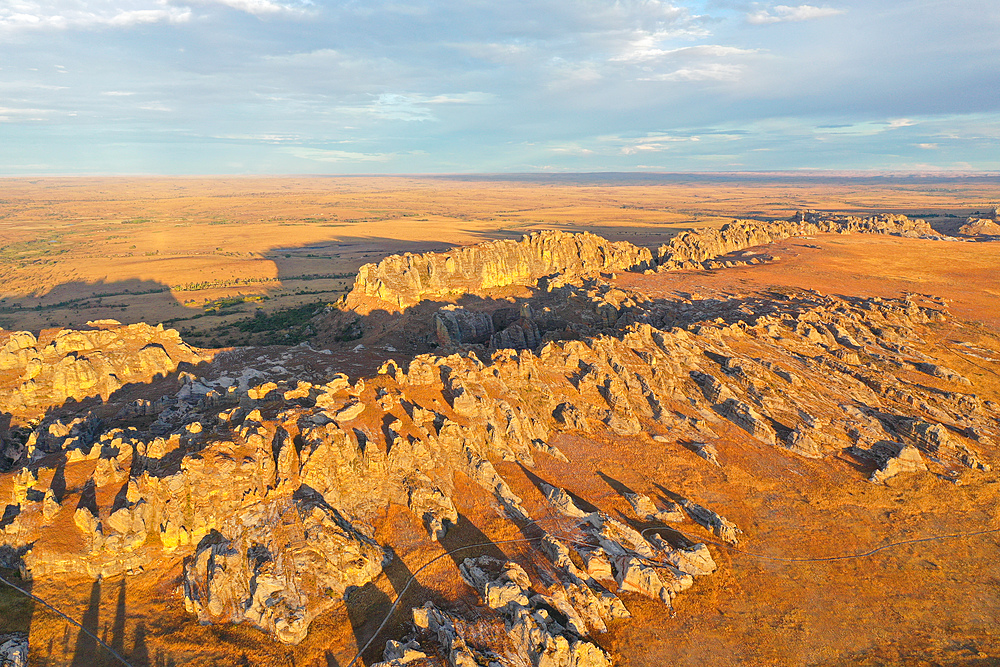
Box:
0;175;997;343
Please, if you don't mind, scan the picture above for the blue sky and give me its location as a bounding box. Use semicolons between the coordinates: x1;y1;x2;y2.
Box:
1;0;998;174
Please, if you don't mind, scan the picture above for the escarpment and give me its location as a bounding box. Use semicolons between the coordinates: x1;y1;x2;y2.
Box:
346;213;936;311
347;229;655;309
654;211;936;269
0;222;997;663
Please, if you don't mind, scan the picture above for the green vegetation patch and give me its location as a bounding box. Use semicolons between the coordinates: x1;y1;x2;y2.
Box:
204;294;267;313
0;237;66;264
237;301;327;335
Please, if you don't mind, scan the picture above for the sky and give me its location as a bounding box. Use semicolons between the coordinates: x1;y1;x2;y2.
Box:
1;0;999;174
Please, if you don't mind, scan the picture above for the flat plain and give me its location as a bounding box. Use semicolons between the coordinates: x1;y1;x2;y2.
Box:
1;174;997;345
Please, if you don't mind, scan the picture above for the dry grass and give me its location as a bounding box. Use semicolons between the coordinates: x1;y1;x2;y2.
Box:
0;175;996;342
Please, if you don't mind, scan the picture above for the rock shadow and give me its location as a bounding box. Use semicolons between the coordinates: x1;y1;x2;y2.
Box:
68;578;101;667
106;577;127;667
341;551;440;667
130;623;151;667
518;465;600;518
595;470;636;498
344;581;393;667
0;564;34;639
437;512;508;571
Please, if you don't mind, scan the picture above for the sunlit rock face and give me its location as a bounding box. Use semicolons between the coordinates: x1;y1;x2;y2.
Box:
348;230;655;309
655;212;935;269
182;486;389;645
0;321;208;418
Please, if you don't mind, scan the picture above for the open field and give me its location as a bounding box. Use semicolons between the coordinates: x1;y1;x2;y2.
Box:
0;175;997;344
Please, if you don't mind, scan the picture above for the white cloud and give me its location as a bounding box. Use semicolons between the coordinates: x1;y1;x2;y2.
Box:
212;132;301;143
108;7;190;26
613;43;758;63
620;134;701;153
0;0;313;31
747;4;844;25
547;143;595;155
812;118;921;136
367;93;434;121
916;143;939;149
284;147;389;162
640;63;746;81
337;91;494;121
0;105;53;122
201;0;310;17
0;1;191;30
448;41;534;65
424;92;495;105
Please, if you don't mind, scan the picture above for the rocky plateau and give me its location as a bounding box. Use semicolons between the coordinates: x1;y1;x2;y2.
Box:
0;211;998;666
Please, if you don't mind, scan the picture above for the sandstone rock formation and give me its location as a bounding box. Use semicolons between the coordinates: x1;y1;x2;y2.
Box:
182;486;388;644
345;214;936;312
959;208;1000;236
0;321;208;423
655;211;936;270
0;634;28;667
348;230;654;309
0;225;997;660
868;441;928;484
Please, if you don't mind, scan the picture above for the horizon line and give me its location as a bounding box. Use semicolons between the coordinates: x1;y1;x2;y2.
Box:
3;169;1000;180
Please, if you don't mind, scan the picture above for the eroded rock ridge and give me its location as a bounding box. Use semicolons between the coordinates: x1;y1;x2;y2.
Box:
0;223;996;664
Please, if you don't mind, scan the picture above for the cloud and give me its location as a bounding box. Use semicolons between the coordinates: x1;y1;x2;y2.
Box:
0;1;192;30
424;92;495;105
283;147;389;162
0;105;53;122
916;143;939;150
1;0;998;173
332;91;493;122
0;0;312;31
619;134;702;154
811;118;922;137
200;0;312;17
365;94;435;122
640;63;746;81
746;4;844;24
612;43;758;63
547;143;595;155
108;7;191;26
612;43;761;84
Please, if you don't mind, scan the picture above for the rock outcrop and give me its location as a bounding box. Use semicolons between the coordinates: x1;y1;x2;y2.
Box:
868;441;928;484
959;208;1000;236
0;321;208;420
182;487;388;644
655;212;936;270
0;634;28;667
0;227;997;657
346;214;937;311
348;230;655;309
